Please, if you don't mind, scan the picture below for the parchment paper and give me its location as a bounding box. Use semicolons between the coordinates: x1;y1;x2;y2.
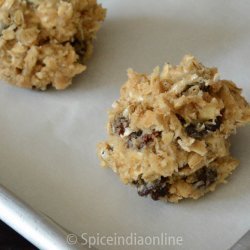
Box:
0;0;250;249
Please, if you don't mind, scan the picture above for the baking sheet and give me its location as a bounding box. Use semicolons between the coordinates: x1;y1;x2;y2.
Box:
0;0;250;249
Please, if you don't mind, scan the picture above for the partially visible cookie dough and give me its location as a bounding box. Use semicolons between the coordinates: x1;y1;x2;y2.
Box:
0;0;106;90
98;55;250;203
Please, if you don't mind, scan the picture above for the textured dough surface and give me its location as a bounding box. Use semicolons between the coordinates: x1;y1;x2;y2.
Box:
0;0;106;90
98;55;250;203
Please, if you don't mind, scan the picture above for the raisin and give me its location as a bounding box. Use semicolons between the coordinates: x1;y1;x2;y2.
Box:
127;130;143;148
113;116;129;136
180;82;210;96
180;84;194;95
176;114;186;125
152;131;162;137
194;167;218;188
127;130;161;149
138;130;162;149
135;177;169;200
185;124;207;139
129;130;143;139
185;116;222;139
200;82;211;92
137;134;153;149
151;182;170;200
205;116;222;132
71;39;86;59
141;134;154;144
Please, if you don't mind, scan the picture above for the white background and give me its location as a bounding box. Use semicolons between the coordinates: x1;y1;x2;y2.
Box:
0;0;250;249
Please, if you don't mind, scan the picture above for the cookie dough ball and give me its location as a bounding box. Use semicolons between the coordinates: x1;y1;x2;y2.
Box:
0;0;106;90
98;55;250;203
